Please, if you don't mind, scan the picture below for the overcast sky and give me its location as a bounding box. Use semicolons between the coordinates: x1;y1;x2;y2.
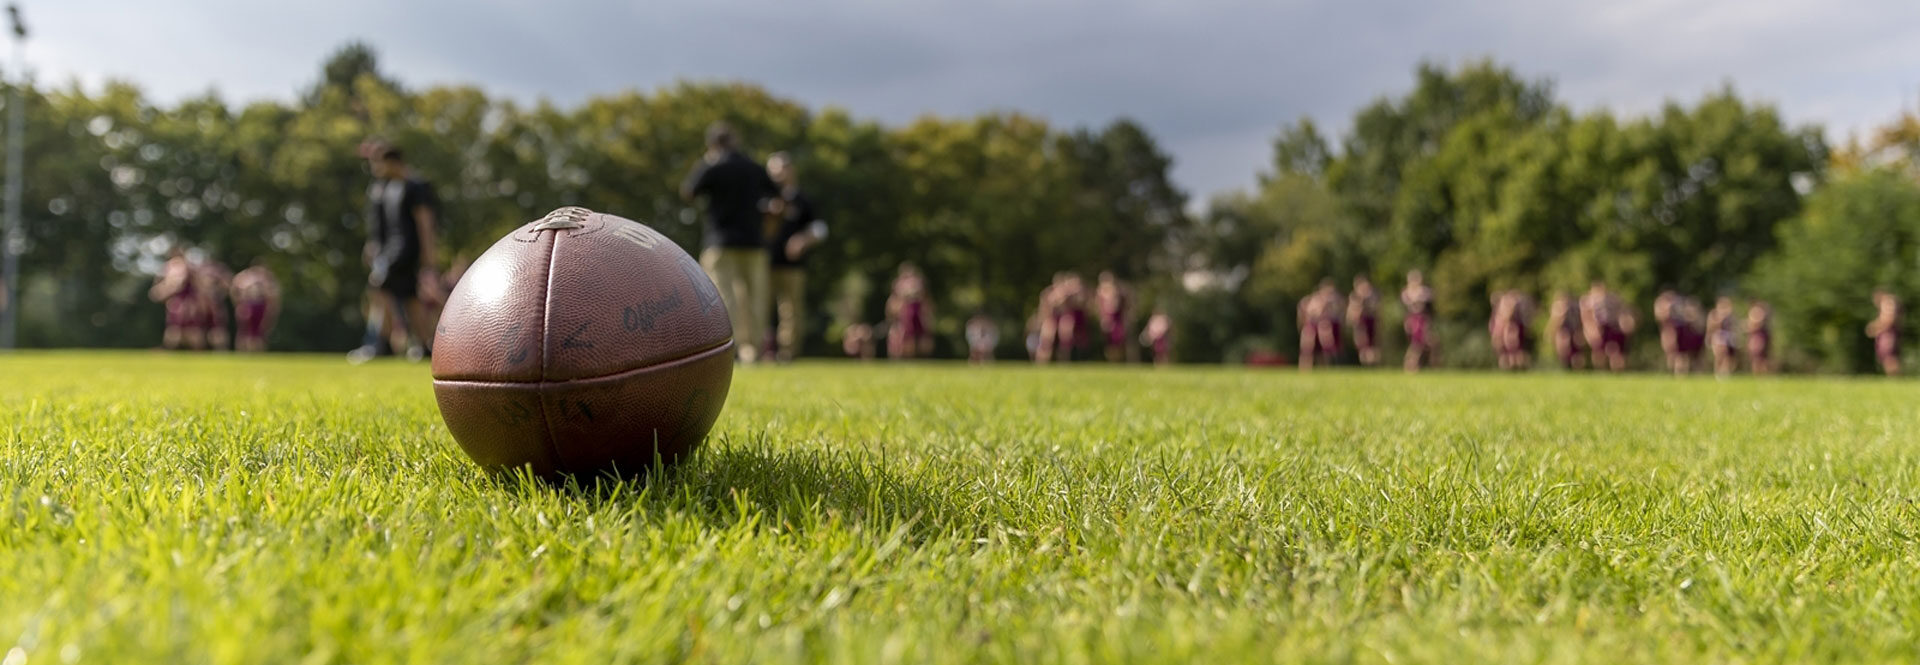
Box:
23;0;1920;200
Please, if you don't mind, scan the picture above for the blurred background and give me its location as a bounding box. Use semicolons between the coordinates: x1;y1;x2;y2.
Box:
4;0;1919;371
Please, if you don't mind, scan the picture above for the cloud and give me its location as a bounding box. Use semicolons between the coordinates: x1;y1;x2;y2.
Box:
20;0;1920;199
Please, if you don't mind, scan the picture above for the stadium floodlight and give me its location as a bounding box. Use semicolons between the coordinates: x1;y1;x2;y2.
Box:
0;3;22;350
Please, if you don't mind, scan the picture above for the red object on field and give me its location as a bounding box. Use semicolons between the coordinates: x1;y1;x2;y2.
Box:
1245;351;1292;367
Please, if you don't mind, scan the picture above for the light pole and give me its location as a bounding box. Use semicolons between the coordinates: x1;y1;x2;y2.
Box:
0;3;22;350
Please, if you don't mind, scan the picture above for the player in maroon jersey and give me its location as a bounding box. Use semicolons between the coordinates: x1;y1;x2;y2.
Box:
885;263;933;360
230;259;282;353
1547;291;1584;370
1581;281;1634;372
1095;271;1135;363
1745;301;1773;375
1705;296;1739;377
1401;271;1436;372
1347;276;1381;367
149;248;203;350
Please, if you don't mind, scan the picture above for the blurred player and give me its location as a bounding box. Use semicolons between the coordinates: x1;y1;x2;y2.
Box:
1654;290;1686;374
1401;270;1435;372
1705;296;1738;377
682;122;776;364
885;263;933;359
1037;272;1088;363
965;312;998;364
351;142;441;363
1676;297;1705;374
196;258;233;351
1140;308;1173;367
1347;276;1380;367
1490;290;1531;371
1868;290;1900;376
1581;281;1634;372
1547;291;1584;370
1095;271;1135;363
230;259;281;353
1746;301;1772;375
765;152;826;364
842;323;876;361
1298;279;1343;371
149;247;203;350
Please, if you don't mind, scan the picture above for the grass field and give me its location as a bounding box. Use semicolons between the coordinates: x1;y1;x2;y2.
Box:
5;353;1920;663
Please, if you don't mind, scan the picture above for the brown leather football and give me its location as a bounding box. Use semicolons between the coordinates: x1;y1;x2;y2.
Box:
430;206;734;478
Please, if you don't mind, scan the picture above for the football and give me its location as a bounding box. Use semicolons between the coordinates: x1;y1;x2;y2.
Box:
430;207;734;478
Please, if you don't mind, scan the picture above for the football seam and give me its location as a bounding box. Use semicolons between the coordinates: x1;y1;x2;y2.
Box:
534;231;565;469
429;338;735;388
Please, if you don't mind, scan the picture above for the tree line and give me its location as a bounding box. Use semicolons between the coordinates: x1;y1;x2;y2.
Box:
4;44;1917;371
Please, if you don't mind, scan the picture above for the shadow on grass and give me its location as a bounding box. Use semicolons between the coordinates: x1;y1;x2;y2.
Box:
490;434;963;541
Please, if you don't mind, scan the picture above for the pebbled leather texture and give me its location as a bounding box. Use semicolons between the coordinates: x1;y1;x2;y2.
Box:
431;207;735;477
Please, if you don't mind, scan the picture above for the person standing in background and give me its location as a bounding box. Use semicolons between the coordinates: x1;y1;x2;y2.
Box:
885;263;933;359
1581;281;1634;372
1347;276;1380;368
1547;291;1584;370
966;312;999;364
1141;308;1174;367
1401;270;1435;372
349;142;441;363
196;258;233;351
1705;297;1739;377
231;259;281;353
149;247;203;350
1867;290;1900;376
1095;271;1135;363
764;152;826;364
1746;301;1773;375
682;122;777;364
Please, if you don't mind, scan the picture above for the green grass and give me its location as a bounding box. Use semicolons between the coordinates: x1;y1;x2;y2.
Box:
5;353;1920;663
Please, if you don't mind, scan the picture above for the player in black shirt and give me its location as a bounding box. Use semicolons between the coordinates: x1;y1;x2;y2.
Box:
765;152;826;363
682;122;778;363
350;143;441;363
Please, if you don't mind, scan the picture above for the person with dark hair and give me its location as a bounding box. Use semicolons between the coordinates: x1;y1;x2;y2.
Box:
231;259;281;353
683;122;777;364
349;141;440;363
764;152;826;364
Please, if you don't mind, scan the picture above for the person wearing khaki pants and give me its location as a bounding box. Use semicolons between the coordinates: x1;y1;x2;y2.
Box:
699;246;770;362
764;152;826;363
682;122;779;363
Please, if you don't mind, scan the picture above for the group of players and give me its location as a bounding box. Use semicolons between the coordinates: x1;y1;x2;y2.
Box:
144;125;1908;376
147;250;280;352
838;266;1175;366
1025;270;1172;366
1293;270;1916;375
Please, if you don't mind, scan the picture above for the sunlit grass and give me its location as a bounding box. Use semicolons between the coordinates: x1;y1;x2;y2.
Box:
3;352;1919;663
